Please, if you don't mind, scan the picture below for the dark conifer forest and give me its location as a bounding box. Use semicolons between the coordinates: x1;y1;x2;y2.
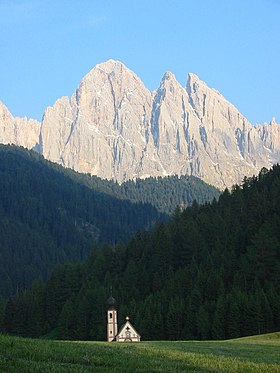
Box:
0;145;219;297
1;162;279;341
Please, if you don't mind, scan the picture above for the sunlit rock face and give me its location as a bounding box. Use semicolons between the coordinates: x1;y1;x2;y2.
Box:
0;101;40;150
1;60;279;189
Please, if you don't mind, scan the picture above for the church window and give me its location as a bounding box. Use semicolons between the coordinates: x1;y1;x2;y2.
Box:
125;326;131;339
109;313;112;319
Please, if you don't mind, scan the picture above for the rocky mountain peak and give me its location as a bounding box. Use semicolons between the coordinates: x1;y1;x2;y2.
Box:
0;61;279;189
270;117;278;126
161;71;177;82
187;72;200;84
81;59;144;88
81;59;126;80
95;59;123;72
76;59;150;110
186;73;206;93
159;71;184;94
0;101;13;121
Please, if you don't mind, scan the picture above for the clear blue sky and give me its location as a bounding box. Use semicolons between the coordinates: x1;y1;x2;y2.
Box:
0;0;279;124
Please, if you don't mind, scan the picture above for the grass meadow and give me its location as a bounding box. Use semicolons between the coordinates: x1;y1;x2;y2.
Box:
0;332;279;372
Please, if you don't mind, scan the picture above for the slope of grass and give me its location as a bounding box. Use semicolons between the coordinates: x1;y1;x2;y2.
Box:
0;333;279;373
231;331;280;344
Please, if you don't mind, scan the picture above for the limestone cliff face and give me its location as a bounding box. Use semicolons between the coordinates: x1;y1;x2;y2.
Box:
256;118;280;160
185;73;273;187
41;60;156;181
1;60;279;189
0;101;40;149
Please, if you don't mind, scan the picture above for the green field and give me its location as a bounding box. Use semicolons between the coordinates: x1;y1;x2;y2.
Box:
0;332;279;372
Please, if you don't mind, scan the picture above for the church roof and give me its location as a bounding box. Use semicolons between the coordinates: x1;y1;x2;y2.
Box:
117;319;141;338
107;295;116;308
107;290;117;309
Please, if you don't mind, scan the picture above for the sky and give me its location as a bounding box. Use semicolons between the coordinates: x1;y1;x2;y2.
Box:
0;0;279;125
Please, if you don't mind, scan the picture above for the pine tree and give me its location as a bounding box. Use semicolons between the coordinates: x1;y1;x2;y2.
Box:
196;305;210;340
166;297;183;340
259;290;273;334
212;294;226;340
226;295;240;339
3;298;16;335
0;296;4;331
58;299;77;340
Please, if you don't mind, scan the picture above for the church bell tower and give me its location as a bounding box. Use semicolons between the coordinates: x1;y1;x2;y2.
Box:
107;290;118;342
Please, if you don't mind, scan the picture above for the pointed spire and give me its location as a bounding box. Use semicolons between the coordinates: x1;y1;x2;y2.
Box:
186;72;207;91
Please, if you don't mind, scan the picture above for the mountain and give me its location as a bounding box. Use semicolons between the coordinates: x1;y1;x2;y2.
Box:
0;145;219;297
2;165;280;340
1;60;279;189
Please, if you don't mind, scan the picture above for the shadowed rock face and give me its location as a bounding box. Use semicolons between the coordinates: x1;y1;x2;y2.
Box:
1;60;279;189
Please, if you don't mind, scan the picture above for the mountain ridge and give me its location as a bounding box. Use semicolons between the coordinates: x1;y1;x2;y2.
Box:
0;60;279;189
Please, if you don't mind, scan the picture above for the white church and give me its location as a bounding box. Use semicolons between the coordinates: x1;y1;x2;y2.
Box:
107;292;141;342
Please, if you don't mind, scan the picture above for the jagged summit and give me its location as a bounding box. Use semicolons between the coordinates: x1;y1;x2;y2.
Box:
187;72;200;82
161;71;177;81
0;60;279;189
270;117;278;126
186;72;206;89
97;58;122;67
187;72;217;95
0;101;13;120
82;59;140;83
77;59;149;106
85;59;125;75
159;71;183;91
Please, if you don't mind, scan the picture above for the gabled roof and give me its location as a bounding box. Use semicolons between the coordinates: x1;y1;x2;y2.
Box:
117;320;141;338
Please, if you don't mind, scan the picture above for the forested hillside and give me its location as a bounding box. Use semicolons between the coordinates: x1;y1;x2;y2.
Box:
2;165;279;340
0;145;218;297
0;145;162;297
47;160;221;215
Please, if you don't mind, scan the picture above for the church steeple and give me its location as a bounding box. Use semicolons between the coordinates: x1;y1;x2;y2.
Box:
107;288;118;342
